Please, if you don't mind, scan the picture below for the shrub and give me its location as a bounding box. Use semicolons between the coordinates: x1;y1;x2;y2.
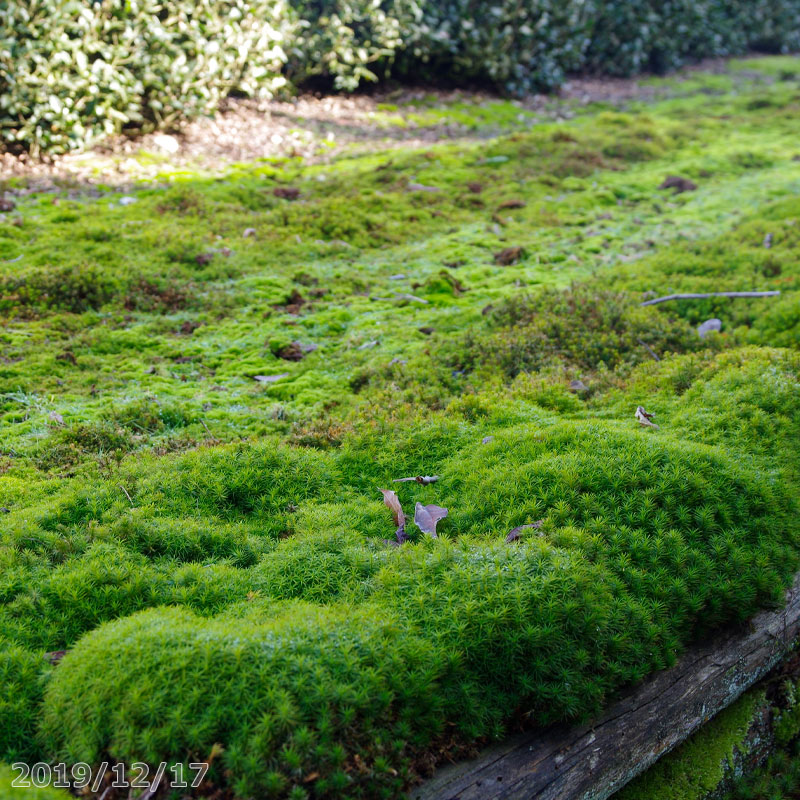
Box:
4;0;800;153
0;0;289;154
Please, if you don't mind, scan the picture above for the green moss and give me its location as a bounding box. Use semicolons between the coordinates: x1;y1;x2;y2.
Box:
617;688;765;800
0;764;71;800
2;61;800;798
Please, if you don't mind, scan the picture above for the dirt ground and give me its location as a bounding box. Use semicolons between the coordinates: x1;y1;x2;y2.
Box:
0;57;747;190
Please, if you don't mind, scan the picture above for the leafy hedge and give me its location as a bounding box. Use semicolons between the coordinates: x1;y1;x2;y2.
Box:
3;0;800;153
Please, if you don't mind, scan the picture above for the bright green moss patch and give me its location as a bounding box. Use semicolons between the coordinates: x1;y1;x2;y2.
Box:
2;62;800;797
617;687;765;800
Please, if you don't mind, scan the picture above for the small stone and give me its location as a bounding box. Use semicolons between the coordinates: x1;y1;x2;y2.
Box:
697;318;722;339
152;134;180;154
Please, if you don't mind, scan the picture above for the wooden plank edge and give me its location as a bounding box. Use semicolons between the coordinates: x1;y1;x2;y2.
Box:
413;572;800;800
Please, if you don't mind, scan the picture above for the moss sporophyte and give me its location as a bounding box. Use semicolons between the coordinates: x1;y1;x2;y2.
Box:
1;57;800;799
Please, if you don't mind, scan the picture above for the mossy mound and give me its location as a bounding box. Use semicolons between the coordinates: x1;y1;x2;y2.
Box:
2;62;800;797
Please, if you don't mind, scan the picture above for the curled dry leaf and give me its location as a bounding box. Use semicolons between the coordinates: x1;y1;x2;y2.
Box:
393;475;439;485
498;199;526;210
659;175;697;193
274;186;300;200
414;502;448;537
635;406;659;428
380;489;405;527
494;246;525;266
44;650;68;665
506;520;544;543
380;489;408;543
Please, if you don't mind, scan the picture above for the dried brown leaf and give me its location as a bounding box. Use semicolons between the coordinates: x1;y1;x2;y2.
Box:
635;406;659;428
494;246;525;266
414;503;448;537
506;520;543;543
380;489;405;528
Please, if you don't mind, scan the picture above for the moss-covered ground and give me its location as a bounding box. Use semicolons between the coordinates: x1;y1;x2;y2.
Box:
2;56;800;799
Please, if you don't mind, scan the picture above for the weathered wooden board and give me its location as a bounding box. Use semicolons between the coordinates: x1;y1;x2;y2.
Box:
413;573;800;800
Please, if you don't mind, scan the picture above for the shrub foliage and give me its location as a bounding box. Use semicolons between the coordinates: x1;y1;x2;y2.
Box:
3;0;800;152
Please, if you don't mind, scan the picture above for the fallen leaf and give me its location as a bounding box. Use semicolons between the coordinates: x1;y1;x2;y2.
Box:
569;379;588;393
44;650;68;665
303;772;320;784
48;411;64;425
506;520;544;543
635;406;659;428
276;341;309;361
179;320;202;335
393;476;439;485
196;252;214;266
253;373;289;383
358;340;379;350
418;326;435;336
380;489;405;528
658;176;697;193
414;503;448;537
494;246;525;266
0;197;15;212
380;489;408;543
243;228;257;238
467;182;483;193
408;182;440;192
498;199;526;210
56;351;77;365
395;293;428;304
274;186;300;200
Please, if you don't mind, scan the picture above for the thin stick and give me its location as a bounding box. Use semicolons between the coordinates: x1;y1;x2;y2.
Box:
637;338;661;361
640;291;780;306
119;484;134;506
200;419;219;442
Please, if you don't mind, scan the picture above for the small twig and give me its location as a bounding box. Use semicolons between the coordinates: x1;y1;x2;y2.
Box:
200;418;219;442
641;291;780;306
118;484;134;506
637;338;661;361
